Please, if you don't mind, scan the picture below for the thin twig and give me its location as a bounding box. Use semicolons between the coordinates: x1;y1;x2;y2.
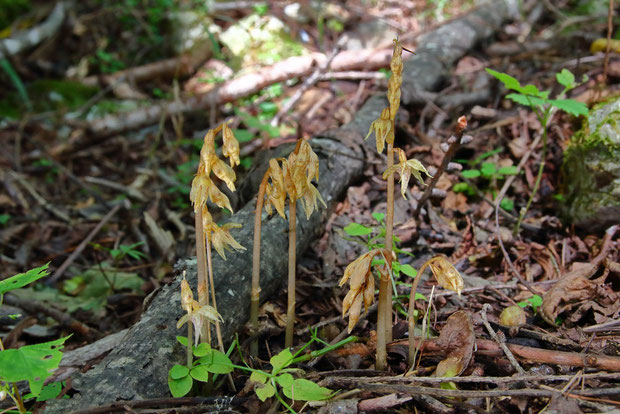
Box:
481;303;526;375
603;0;614;83
414;116;467;217
49;203;124;284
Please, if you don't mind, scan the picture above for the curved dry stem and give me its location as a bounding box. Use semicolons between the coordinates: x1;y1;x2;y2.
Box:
407;259;434;367
206;237;224;354
285;199;297;349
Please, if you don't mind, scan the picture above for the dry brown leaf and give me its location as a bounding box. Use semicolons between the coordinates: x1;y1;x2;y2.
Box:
434;310;475;377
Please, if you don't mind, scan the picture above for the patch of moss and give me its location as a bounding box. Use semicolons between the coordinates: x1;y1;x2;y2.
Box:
561;99;620;229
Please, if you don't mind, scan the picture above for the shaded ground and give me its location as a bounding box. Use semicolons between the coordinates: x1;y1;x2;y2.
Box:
1;1;619;413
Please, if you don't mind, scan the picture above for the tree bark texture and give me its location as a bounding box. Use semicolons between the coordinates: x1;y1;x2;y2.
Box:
44;2;518;412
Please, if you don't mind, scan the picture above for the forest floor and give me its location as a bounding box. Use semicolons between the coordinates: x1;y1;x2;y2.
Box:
0;1;619;413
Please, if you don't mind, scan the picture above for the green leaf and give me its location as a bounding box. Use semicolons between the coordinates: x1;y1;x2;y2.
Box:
480;162;497;178
254;381;275;401
343;223;373;236
400;264;418;278
270;349;293;373
452;182;471;193
33;381;64;402
176;336;188;346
258;101;278;116
0;336;69;396
556;69;575;88
193;342;211;357
169;364;189;380
0;263;50;296
497;166;519;176
521;84;540;96
232;128;254;143
461;169;481;179
250;370;269;385
486;68;521;91
500;198;514;211
195;350;233;374
506;93;536;107
277;374;332;401
168;373;193;397
371;212;385;223
190;365;210;382
548;99;589;117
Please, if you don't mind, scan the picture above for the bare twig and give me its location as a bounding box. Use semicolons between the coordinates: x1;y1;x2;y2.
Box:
481;303;526;375
414;116;467;217
49;203;124;284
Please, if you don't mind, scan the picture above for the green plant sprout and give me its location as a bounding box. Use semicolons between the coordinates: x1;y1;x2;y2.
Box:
236;330;352;413
454;152;520;211
0;263;70;414
168;273;231;398
485;68;589;233
517;294;543;314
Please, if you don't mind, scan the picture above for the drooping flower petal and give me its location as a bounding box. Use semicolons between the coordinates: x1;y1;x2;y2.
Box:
428;256;463;296
206;221;246;260
222;123;240;167
365;107;392;154
211;157;237;192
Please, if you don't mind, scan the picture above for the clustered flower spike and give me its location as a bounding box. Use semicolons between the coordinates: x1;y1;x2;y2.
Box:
263;140;326;220
339;249;386;333
190;123;245;260
364;38;404;155
428;255;464;296
178;272;223;346
383;148;432;199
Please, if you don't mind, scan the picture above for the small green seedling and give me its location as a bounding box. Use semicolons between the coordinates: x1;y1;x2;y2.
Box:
109;242;148;261
517;294;543;314
168;336;234;398
486;68;589;233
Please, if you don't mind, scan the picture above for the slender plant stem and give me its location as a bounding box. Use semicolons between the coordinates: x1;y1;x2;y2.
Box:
206;237;225;355
376;141;395;371
250;174;269;357
285;199;297;349
195;209;210;344
187;324;193;368
384;143;394;344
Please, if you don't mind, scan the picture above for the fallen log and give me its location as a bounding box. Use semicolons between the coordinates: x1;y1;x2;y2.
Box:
43;1;519;412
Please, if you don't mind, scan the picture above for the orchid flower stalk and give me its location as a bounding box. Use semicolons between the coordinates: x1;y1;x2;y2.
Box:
189;122;244;354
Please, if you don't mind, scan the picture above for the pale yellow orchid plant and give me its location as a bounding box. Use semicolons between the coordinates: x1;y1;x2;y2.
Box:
189;122;244;355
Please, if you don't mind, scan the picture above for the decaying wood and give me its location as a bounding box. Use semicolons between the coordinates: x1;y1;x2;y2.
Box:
43;2;520;412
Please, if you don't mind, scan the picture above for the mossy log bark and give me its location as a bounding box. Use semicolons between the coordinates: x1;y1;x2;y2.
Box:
44;2;517;412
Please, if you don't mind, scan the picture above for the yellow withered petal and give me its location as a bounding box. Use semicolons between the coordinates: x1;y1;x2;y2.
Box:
200;130;217;176
180;276;193;313
365;107;392;154
429;256;464;296
339;250;373;287
363;276;375;311
207;182;233;212
190;175;211;211
209;221;245;260
382;155;431;200
222;123;240;167
211;158;237;192
347;293;364;333
341;289;357;318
